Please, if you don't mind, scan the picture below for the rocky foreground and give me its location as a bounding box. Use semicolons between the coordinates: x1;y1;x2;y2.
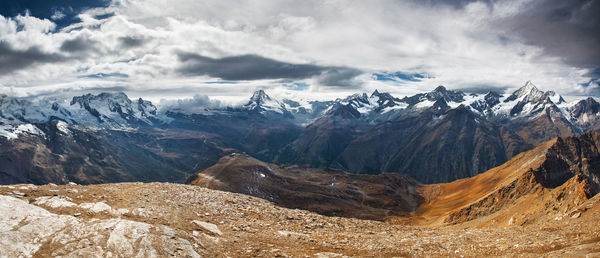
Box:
1;182;599;257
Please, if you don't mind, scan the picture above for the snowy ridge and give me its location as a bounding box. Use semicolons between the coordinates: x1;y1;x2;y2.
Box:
1;82;599;139
0;124;46;140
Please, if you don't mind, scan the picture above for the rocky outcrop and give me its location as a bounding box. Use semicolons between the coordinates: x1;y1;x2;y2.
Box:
0;194;201;257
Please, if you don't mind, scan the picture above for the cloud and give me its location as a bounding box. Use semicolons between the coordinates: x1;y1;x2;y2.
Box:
177;53;362;86
60;36;99;53
0;0;598;101
51;10;66;21
0;41;65;75
492;0;600;68
158;94;226;113
118;36;147;48
283;82;310;91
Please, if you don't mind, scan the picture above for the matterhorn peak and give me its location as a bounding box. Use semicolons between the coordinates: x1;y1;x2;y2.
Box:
244;90;290;116
248;90;272;105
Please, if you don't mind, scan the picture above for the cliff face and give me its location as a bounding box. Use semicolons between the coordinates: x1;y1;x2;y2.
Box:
535;132;600;195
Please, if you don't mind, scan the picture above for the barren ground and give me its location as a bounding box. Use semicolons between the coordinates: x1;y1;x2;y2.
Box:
1;182;599;257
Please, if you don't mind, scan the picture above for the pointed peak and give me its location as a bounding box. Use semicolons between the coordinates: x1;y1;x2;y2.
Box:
509;81;544;100
251;89;268;98
249;90;271;103
434;85;447;92
520;81;540;92
370;89;393;99
517;81;540;93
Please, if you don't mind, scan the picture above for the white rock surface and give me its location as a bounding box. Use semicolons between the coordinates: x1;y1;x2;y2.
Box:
192;220;223;236
34;196;77;209
0;195;202;257
79;202;113;213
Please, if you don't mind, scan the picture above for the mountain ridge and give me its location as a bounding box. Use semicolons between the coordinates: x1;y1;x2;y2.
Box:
2;82;600;185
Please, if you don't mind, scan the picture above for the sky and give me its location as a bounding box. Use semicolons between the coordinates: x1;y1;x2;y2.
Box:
0;0;599;104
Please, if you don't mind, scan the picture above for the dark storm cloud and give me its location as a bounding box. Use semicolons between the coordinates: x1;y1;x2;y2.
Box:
417;0;492;8
318;68;363;88
60;37;98;53
0;41;65;75
118;36;147;48
177;53;363;86
493;0;600;69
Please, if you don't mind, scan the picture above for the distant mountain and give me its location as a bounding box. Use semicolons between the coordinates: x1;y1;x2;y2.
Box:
568;97;600;132
0;121;229;184
0;92;162;127
334;105;531;183
242;90;292;118
70;92;160;126
2;82;600;185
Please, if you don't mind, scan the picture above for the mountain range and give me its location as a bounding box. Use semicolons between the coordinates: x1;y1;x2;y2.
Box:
1;81;600;184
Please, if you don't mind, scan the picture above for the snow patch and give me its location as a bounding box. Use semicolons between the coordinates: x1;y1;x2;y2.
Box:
56;120;71;135
0;124;45;139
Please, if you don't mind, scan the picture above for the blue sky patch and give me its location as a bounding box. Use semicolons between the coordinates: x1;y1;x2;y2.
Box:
372;72;429;82
0;0;110;30
204;81;239;84
283;82;310;91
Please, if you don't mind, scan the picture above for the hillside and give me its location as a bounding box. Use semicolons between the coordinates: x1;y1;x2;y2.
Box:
187;153;423;220
412;131;600;227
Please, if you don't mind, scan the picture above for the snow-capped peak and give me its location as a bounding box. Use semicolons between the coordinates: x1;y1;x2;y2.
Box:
506;81;545;103
69;92;159;126
244;90;288;115
248;90;272;105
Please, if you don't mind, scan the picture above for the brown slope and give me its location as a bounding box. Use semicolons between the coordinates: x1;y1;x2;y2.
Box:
410;131;600;227
187;153;423;220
